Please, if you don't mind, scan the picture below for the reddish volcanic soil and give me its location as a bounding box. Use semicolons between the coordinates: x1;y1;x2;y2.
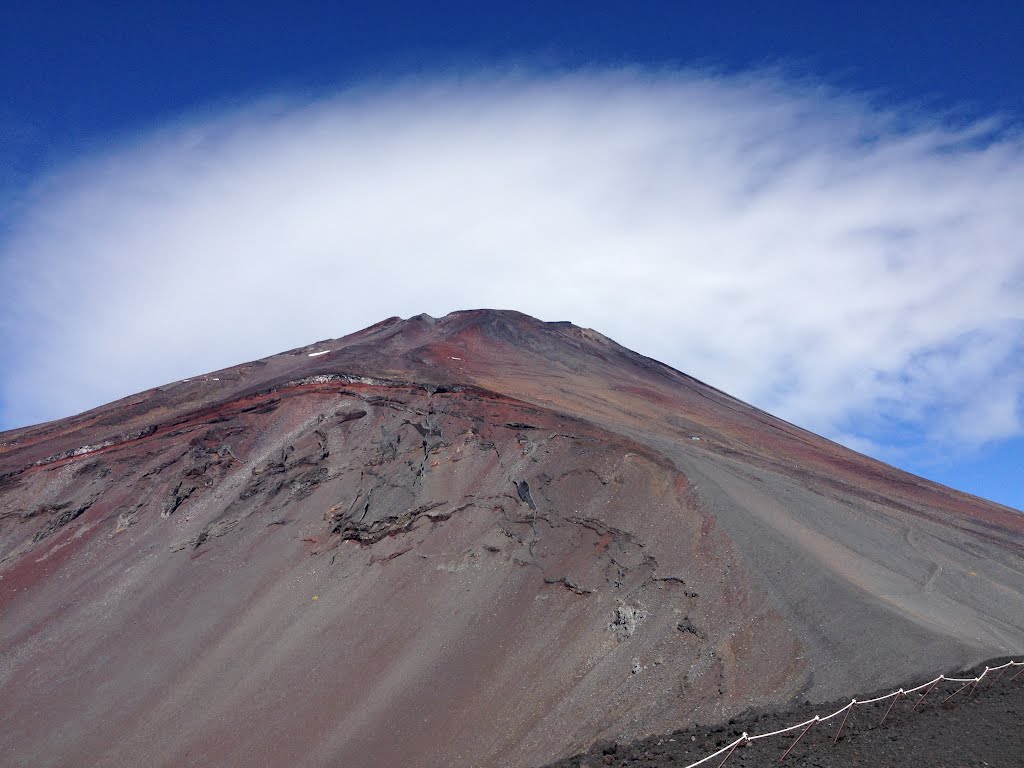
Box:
0;309;1021;768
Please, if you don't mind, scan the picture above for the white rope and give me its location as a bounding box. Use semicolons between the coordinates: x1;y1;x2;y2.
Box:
904;675;944;694
745;715;818;742
673;660;1023;768
817;702;853;723
677;735;748;768
853;688;902;705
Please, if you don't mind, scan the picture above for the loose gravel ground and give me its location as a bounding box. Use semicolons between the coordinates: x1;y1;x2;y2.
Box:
542;658;1024;768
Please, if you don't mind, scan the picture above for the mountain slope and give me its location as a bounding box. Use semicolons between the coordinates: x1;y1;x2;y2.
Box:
1;309;1021;768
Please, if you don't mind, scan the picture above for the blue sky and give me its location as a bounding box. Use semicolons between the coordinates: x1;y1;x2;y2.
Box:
4;2;1024;187
1;2;1022;510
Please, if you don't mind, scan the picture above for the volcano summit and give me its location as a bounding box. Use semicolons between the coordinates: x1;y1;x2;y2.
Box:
1;310;1021;767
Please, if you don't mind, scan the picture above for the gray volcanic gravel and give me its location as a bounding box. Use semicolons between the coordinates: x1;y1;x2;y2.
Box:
542;659;1024;768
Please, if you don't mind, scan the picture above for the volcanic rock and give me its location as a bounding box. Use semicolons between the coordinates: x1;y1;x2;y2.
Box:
0;309;1021;768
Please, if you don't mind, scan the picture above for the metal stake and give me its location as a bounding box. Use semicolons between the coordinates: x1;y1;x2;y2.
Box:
715;736;746;768
879;691;902;725
833;702;855;745
913;679;941;711
941;680;972;704
779;719;816;762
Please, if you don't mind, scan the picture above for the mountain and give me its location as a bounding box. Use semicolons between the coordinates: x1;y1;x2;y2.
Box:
1;309;1021;768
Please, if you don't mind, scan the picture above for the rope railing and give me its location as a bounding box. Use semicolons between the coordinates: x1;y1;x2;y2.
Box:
675;659;1024;768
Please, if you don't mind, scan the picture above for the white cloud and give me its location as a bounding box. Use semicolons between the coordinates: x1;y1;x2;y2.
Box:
1;70;1022;460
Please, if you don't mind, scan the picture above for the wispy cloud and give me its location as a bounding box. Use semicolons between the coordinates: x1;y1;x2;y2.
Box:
1;70;1022;463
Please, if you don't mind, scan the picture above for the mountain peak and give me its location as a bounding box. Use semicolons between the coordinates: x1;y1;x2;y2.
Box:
2;309;1021;768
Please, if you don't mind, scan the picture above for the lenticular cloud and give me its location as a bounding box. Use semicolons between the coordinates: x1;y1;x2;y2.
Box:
1;70;1022;457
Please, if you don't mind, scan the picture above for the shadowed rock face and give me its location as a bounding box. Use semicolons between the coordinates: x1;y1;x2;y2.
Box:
0;309;1021;768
